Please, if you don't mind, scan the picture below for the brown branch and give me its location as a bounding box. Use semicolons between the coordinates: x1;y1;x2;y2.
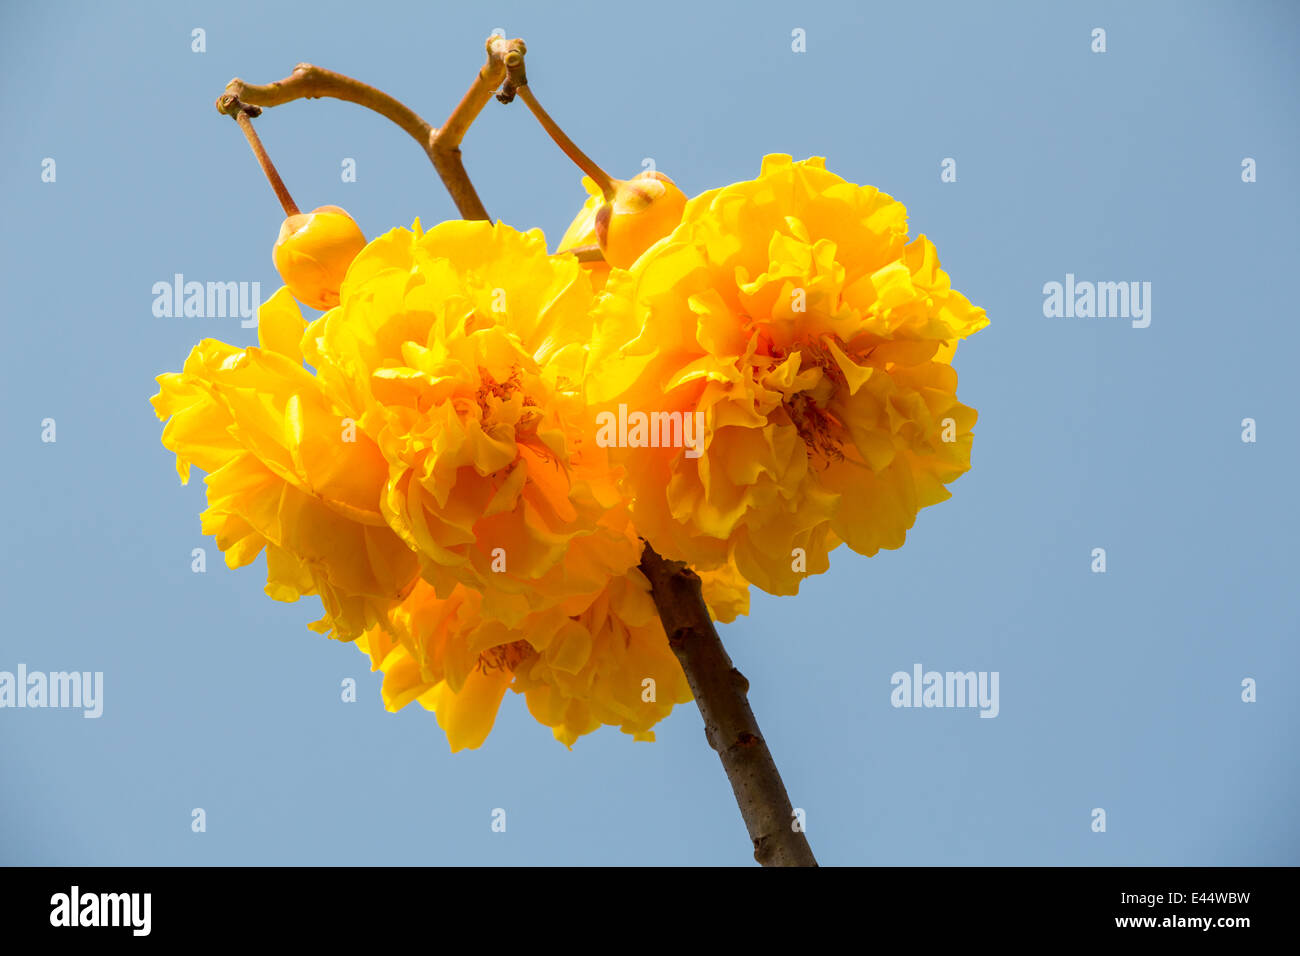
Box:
222;63;431;147
429;35;523;221
218;40;522;222
215;96;300;216
499;46;617;199
639;543;818;867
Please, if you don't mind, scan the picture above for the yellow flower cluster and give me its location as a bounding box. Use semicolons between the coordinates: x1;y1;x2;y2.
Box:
303;221;642;628
152;154;985;749
151;287;419;639
355;561;747;749
586;155;988;593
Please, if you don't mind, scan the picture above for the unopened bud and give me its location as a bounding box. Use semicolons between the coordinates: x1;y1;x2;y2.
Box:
593;172;687;269
272;205;366;310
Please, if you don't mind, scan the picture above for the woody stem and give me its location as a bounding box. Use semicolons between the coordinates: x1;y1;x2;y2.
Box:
430;35;525;219
499;49;618;199
216;36;524;221
638;543;818;867
223;104;299;216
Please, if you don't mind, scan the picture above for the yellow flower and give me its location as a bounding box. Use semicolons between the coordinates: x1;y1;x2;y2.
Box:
356;562;748;750
304;218;641;626
150;287;419;638
273;205;367;311
587;155;988;594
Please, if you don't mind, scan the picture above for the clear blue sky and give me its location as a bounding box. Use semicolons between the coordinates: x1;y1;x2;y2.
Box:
1;0;1296;865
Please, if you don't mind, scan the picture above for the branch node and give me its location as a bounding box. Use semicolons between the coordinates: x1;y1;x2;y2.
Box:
215;92;254;117
666;627;693;651
729;667;751;694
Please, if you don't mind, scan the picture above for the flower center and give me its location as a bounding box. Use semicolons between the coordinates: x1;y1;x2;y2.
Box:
474;364;542;432
785;393;844;463
764;336;851;462
477;640;535;674
476;365;523;407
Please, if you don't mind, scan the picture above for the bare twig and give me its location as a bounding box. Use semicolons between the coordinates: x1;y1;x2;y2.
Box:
215;96;299;216
218;40;523;221
221;64;431;148
639;543;818;867
499;47;617;199
429;35;524;219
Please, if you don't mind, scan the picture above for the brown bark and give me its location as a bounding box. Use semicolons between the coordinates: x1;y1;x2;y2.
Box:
217;38;525;222
218;103;300;217
639;543;818;867
429;35;523;221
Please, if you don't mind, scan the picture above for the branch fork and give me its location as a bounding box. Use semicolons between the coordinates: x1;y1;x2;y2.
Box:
218;35;523;221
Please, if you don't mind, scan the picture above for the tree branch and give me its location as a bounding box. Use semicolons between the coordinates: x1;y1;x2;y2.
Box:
639;543;818;867
215;97;300;217
498;45;617;198
428;35;522;222
221;63;432;147
218;39;523;222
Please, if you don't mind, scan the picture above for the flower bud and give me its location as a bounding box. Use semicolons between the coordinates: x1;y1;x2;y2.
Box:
273;205;366;310
593;172;687;269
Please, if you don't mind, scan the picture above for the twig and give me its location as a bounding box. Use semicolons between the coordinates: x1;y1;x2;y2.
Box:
500;47;618;199
639;543;819;867
430;35;524;219
215;97;300;216
217;39;522;221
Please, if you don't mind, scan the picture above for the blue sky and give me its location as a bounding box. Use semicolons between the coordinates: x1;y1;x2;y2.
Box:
1;0;1296;865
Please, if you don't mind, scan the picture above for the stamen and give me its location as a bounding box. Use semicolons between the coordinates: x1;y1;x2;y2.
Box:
478;640;535;673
